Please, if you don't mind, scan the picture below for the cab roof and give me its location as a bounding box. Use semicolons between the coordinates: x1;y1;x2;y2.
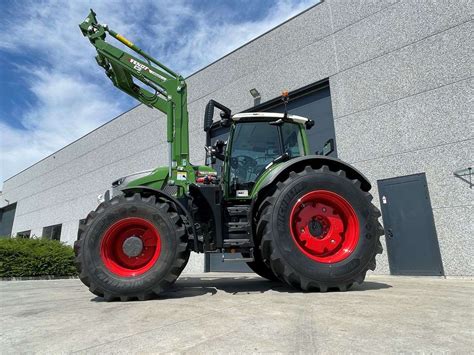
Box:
232;112;309;125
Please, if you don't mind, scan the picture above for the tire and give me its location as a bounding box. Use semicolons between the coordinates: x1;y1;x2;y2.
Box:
258;165;383;292
244;247;280;282
74;193;189;301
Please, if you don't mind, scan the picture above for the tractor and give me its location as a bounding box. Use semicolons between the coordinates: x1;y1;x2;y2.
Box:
75;10;384;301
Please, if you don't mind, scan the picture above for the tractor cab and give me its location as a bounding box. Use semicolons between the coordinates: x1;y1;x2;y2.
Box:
204;102;314;199
227;113;311;198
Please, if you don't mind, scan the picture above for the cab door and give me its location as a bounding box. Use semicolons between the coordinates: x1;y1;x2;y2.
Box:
225;121;305;199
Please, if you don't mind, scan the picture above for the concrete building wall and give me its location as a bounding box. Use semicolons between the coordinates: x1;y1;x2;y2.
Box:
1;0;472;275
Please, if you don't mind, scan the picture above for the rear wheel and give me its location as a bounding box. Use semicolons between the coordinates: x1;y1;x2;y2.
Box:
74;193;189;301
244;247;279;282
258;165;383;291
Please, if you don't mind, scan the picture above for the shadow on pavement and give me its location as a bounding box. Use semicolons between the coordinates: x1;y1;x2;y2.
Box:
90;275;391;302
158;275;392;299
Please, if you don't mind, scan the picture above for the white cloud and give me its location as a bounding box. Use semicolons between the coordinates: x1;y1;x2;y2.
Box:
0;70;122;184
0;0;316;188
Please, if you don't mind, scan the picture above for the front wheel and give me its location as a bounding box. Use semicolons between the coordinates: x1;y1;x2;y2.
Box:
258;165;383;291
74;193;189;301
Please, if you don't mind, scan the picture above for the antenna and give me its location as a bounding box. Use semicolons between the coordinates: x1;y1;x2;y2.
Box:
282;90;289;120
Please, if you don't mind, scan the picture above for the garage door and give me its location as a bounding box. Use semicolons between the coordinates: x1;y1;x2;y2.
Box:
262;82;336;157
207;81;336;272
0;203;17;238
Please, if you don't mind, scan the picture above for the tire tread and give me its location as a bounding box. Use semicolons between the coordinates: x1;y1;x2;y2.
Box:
258;164;384;292
74;193;189;301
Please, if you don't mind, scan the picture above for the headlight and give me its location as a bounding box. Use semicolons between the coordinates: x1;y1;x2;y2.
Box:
112;177;125;187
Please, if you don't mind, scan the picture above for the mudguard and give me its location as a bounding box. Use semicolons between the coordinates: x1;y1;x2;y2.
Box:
120;186;198;250
255;155;372;195
249;156;372;241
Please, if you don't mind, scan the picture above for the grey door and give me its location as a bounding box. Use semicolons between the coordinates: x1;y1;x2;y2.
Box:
377;173;444;276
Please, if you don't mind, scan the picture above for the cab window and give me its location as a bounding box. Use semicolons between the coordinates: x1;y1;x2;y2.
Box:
282;123;304;158
228;121;303;195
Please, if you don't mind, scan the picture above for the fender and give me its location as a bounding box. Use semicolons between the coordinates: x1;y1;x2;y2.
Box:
120;186;198;251
257;155;372;193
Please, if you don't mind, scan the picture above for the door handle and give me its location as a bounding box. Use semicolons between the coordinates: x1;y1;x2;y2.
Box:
387;229;394;239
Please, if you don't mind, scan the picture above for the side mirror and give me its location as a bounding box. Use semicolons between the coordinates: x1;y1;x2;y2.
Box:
305;120;315;129
214;140;225;154
205;140;226;165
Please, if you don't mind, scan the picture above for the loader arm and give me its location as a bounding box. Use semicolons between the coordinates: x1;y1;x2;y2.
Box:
79;9;190;180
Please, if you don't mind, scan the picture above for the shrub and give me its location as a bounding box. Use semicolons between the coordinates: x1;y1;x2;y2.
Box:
0;238;77;278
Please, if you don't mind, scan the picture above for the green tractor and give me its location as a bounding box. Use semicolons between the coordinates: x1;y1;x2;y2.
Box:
75;10;383;301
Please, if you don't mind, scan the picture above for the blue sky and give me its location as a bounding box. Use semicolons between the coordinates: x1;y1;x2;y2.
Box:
0;0;316;189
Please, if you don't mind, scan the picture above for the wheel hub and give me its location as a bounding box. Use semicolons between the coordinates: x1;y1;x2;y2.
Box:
122;236;144;257
308;219;325;239
100;217;161;277
289;190;359;264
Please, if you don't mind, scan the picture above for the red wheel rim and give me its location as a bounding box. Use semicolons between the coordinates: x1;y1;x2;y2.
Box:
289;190;359;263
100;217;161;277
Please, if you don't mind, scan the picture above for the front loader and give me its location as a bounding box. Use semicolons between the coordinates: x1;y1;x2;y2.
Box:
75;10;384;301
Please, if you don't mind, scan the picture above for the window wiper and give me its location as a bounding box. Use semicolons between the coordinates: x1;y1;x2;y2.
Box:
265;152;290;170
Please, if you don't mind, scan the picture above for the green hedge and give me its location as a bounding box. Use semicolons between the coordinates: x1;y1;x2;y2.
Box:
0;238;77;278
